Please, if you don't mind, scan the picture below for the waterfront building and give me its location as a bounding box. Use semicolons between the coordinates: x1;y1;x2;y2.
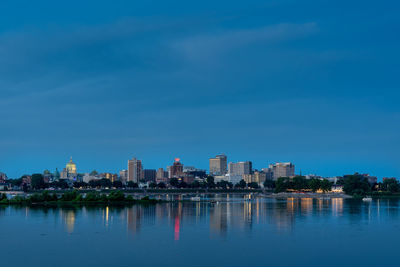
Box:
128;157;143;183
209;154;228;176
268;162;295;180
144;169;157;182
169;158;184;178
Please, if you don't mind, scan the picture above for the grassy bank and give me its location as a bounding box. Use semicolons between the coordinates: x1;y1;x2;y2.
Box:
0;191;161;206
26;188;267;194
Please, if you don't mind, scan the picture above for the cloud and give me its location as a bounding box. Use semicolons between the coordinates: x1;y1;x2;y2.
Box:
172;22;318;62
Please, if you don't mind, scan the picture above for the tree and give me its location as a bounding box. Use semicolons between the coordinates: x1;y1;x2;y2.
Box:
90;170;99;176
320;179;332;192
157;182;166;188
108;190;125;201
169;178;179;187
206;176;216;188
309;178;321;193
235;179;247;189
31;174;46;189
89;180;100;188
248;182;259;189
7;178;23;187
383;178;400;193
113;181;123;188
73;181;87;188
149;182;157;188
99;178;112;188
263;179;275;189
177;181;188;188
51;179;69;189
275;177;290;193
343;174;371;196
216;180;231;189
191;180;201;188
292;176;308;191
126;181;138;188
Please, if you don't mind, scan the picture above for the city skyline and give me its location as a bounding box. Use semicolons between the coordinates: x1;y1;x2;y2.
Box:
1;0;399;179
0;154;394;181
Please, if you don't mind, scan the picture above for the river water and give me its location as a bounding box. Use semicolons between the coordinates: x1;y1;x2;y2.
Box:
0;194;398;266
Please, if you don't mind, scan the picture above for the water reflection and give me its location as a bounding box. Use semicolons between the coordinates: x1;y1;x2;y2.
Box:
6;196;400;240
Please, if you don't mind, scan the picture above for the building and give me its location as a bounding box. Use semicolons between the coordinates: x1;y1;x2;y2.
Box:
101;173;118;182
228;161;252;176
83;173;99;183
61;157;78;181
143;169;157;182
128;157;143;183
254;171;267;184
227;161;252;185
209;154;227;176
268;162;295;180
0;172;7;183
169;158;184;178
156;168;168;184
119;170;128;183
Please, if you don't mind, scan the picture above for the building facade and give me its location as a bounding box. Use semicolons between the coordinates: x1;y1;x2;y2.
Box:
128;157;143;183
269;162;295;180
143;169;157;182
169;158;184;178
209;154;228;176
156;168;168;184
61;157;78;181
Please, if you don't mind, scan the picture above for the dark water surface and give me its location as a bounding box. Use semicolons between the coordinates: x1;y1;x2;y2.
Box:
0;195;399;267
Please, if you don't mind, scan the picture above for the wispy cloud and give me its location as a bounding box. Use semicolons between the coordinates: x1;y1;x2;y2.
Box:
172;23;318;62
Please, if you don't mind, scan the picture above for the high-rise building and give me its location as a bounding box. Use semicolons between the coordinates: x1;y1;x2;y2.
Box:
169;158;184;178
0;172;7;183
156;168;168;184
269;162;295;180
119;170;128;183
228;161;252;176
128;157;143;183
101;173;118;182
143;169;157;182
209;154;227;176
227;161;252;184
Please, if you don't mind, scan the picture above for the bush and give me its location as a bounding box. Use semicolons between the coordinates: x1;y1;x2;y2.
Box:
108;191;125;201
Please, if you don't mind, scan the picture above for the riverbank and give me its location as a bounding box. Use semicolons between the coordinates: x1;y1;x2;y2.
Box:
263;192;352;199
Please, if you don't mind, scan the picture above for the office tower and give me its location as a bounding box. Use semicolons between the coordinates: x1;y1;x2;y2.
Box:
269;162;295;180
143;169;157;182
228;161;252;176
169;158;184;178
209;154;227;176
156;168;168;183
227;161;252;184
119;170;128;183
128;157;143;183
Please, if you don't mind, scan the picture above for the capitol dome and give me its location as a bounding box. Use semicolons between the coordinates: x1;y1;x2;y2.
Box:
66;157;77;174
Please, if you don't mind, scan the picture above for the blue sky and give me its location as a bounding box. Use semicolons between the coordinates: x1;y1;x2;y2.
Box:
0;0;399;178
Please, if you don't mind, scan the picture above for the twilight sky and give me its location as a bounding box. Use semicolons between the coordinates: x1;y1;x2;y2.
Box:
1;0;399;178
